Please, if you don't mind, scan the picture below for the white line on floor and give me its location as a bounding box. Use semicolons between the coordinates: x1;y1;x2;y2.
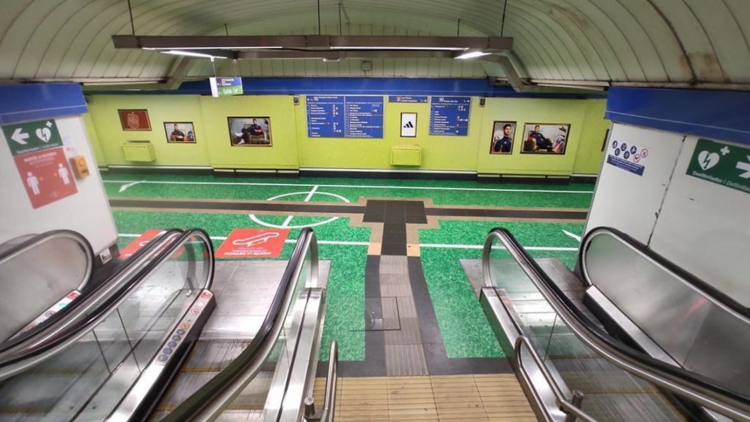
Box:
282;185;320;228
562;229;582;243
117;234;575;251
104;179;592;194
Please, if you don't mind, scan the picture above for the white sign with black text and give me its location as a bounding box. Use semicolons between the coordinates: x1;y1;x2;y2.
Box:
400;113;417;137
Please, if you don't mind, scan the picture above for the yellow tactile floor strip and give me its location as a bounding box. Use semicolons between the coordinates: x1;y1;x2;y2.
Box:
313;374;537;421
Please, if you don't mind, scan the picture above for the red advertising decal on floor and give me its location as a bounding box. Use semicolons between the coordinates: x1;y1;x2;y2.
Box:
120;229;163;258
215;229;290;258
13;147;77;209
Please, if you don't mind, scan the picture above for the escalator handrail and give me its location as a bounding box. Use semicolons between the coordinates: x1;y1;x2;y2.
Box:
580;226;750;320
161;227;318;422
0;229;94;291
0;229;183;355
483;227;750;422
514;336;597;422
0;229;214;380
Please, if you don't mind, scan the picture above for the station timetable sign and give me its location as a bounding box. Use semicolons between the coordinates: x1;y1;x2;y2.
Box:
429;97;471;136
306;95;384;138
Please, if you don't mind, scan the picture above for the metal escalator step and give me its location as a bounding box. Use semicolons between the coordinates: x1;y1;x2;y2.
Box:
151;410;263;422
580;393;688;422
551;358;657;394
182;340;249;372
156;371;274;413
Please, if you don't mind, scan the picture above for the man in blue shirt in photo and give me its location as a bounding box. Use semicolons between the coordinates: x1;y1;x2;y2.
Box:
492;124;513;153
529;125;553;151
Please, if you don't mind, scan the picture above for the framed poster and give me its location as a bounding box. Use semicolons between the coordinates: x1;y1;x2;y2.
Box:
401;113;417;137
164;122;197;143
521;123;571;155
228;117;272;146
118;109;151;131
489;121;515;154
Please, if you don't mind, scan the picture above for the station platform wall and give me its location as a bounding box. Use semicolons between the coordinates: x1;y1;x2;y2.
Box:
84;93;610;177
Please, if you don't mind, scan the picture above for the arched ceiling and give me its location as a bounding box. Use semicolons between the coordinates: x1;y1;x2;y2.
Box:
0;0;749;86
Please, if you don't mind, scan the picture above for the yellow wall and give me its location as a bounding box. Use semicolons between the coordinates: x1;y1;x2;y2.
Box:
199;96;299;169
87;95;210;167
85;94;609;176
574;100;611;174
296;97;482;171
82;112;107;167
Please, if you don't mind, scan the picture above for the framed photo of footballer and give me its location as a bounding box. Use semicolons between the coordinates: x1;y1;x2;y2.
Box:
521;123;571;155
228;117;272;147
118;109;151;131
164;122;197;143
489;121;515;154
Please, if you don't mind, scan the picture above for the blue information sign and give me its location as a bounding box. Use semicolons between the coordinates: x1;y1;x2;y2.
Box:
307;96;384;138
388;96;428;103
429;97;471;136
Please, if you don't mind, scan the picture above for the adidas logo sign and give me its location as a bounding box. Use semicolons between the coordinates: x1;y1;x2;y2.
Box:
403;121;414;129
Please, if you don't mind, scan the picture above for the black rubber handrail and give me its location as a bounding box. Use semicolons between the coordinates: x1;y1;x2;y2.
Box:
0;229;184;355
579;226;750;319
487;227;750;417
161;227;316;422
0;229;212;372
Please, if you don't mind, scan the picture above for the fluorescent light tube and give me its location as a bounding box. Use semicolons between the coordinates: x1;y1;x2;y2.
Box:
161;50;227;59
331;46;468;51
455;50;491;59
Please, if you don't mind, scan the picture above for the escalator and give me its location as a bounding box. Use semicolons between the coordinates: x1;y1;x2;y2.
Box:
480;227;750;422
0;227;332;422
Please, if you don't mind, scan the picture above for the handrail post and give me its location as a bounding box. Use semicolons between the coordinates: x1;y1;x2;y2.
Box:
305;340;338;422
564;390;585;422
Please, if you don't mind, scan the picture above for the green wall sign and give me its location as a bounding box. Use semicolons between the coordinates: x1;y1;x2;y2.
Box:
686;138;750;195
2;119;63;156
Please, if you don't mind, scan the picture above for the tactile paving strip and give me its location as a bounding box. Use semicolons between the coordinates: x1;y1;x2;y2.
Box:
312;374;537;421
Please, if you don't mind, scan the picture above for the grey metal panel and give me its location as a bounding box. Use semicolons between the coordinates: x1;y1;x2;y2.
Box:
0;234;91;343
582;229;750;397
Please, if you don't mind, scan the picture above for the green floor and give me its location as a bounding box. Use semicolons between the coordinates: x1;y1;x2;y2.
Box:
103;173;595;209
109;174;589;361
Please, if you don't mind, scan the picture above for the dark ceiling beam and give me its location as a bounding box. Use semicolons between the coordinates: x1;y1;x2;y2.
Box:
112;35;512;51
236;50;454;60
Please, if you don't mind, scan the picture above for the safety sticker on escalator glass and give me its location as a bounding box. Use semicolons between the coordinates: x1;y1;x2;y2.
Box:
215;228;290;258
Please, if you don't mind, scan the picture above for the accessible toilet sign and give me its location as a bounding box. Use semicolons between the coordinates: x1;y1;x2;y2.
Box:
2;119;78;209
215;229;290;258
687;138;750;195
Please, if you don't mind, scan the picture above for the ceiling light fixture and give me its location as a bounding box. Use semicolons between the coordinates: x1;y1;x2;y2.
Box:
331;46;468;51
161;50;228;59
455;50;491;59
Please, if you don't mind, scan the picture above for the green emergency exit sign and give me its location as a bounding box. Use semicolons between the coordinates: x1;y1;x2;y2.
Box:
2;119;63;156
686;138;750;195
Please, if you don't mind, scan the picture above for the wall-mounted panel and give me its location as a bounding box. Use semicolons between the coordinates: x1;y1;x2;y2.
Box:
585;124;684;244
650;136;750;306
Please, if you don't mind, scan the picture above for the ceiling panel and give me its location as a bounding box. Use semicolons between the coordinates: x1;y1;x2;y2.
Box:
0;0;747;85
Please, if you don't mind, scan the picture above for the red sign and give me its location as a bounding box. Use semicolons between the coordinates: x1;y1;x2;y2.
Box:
118;109;151;131
215;229;290;258
14;147;78;209
120;229;163;258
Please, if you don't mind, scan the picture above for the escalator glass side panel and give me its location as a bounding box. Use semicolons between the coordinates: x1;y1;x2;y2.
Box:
485;232;689;422
159;228;319;422
0;231;92;344
0;232;212;422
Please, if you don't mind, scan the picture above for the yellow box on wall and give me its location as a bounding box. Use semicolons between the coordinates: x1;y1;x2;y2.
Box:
121;141;156;162
391;145;422;166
